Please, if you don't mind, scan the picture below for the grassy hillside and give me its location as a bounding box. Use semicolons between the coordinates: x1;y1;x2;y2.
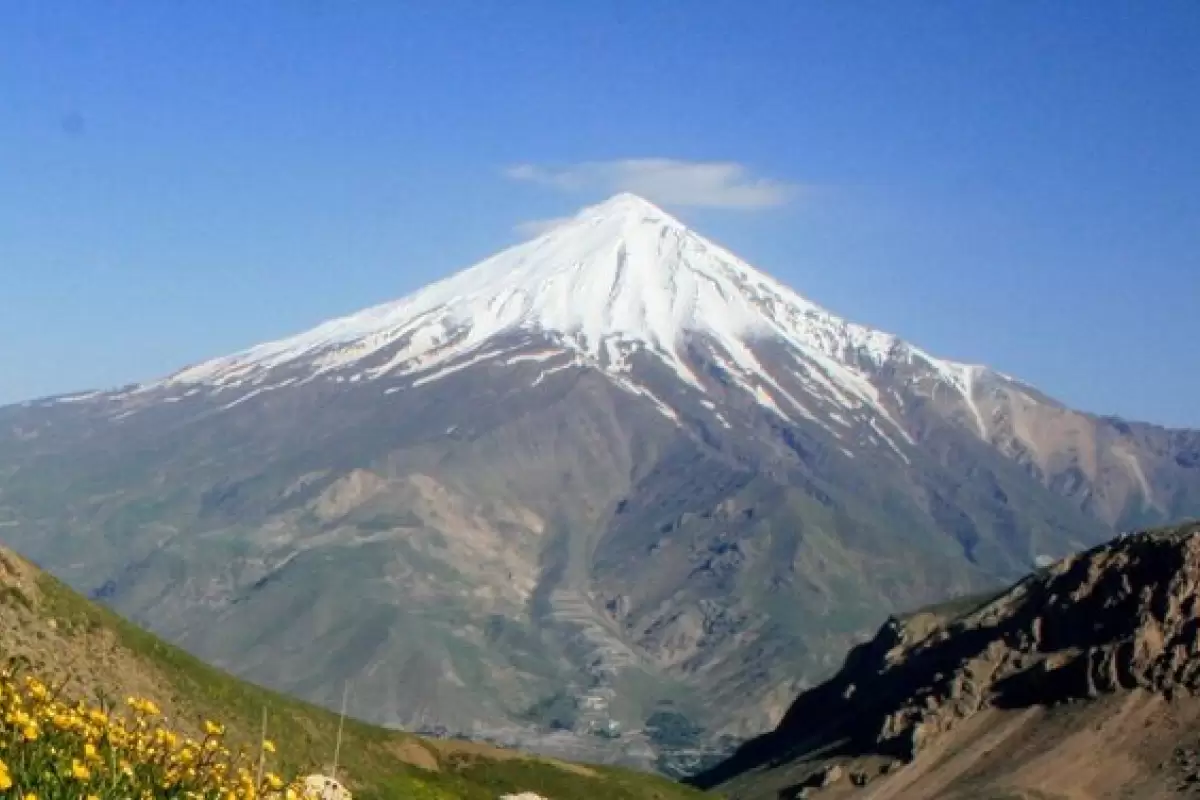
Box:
0;545;710;800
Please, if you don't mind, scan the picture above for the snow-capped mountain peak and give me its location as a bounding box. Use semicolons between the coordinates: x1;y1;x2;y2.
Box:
160;193;988;444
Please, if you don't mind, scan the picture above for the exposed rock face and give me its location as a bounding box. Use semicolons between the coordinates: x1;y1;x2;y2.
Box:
868;522;1200;759
694;522;1200;798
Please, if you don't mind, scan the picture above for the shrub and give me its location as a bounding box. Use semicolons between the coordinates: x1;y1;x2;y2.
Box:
0;658;312;798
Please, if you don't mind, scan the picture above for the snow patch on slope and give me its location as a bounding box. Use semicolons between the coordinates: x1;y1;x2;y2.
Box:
411;347;514;388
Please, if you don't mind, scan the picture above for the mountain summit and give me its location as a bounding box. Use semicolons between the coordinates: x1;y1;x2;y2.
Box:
3;194;1197;770
171;189;843;386
164;193;985;461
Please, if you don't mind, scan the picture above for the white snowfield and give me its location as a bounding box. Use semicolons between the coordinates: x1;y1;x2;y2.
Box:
150;193;995;436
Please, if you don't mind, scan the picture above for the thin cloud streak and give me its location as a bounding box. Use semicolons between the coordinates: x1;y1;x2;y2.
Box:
504;158;796;209
513;216;574;237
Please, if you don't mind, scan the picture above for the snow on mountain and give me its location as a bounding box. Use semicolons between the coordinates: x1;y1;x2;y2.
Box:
151;193;987;435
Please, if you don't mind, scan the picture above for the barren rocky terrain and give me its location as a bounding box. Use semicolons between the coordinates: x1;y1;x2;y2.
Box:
694;521;1200;799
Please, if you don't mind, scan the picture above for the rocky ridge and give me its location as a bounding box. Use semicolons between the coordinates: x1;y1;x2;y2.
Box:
696;521;1200;799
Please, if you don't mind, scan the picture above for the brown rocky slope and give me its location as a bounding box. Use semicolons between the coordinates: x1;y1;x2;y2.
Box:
693;520;1200;799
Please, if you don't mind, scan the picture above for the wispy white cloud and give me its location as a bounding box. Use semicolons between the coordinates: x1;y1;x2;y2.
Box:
513;216;574;237
503;158;795;210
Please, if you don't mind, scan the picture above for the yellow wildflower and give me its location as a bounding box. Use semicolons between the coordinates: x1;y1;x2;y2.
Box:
25;677;47;701
0;662;304;799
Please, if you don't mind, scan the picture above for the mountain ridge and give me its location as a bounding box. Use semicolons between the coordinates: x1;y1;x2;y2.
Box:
2;193;1197;770
116;194;990;449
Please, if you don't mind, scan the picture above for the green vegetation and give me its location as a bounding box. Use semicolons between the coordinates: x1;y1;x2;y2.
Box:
0;551;712;800
0;664;309;798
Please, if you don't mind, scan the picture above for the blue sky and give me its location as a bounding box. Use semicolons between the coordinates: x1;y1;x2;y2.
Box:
2;2;1198;425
